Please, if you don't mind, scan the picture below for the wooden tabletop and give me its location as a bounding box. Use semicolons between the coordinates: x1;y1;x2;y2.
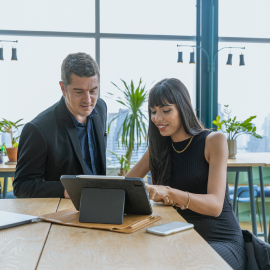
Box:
1;153;270;173
0;157;16;172
37;199;231;270
227;152;270;167
0;198;60;270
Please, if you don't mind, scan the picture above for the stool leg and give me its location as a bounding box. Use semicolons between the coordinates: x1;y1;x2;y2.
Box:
3;177;8;199
255;198;262;232
233;172;239;213
259;166;268;242
248;167;257;236
237;201;239;221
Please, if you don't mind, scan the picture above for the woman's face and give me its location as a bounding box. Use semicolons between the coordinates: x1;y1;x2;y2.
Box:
150;104;182;138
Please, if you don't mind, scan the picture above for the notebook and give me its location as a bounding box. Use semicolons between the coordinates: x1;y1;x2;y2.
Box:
0;211;39;230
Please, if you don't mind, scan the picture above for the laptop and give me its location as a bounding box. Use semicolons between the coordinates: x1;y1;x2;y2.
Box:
0;211;39;230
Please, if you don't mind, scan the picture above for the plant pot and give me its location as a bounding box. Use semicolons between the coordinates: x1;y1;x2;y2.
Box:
118;168;127;176
6;147;18;162
227;140;237;159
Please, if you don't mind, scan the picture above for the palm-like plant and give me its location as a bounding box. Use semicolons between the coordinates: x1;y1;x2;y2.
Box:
0;119;24;147
108;79;148;173
107;151;131;176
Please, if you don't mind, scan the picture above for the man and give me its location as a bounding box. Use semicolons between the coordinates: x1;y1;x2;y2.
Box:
13;52;107;198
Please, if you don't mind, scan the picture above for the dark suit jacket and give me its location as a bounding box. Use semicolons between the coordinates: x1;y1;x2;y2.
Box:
13;96;107;198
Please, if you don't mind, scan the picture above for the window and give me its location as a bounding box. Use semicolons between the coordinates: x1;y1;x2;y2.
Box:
100;39;196;165
101;0;196;35
0;0;95;32
218;42;270;152
219;0;270;38
0;36;95;126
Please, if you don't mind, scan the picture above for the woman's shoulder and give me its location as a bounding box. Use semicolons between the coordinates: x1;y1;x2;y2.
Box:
205;131;227;152
193;130;227;150
206;131;226;143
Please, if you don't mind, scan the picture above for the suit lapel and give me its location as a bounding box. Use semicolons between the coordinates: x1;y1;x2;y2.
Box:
92;113;106;174
63;119;87;175
58;96;87;175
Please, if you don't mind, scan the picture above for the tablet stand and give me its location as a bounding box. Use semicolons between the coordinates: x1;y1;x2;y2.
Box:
79;188;125;225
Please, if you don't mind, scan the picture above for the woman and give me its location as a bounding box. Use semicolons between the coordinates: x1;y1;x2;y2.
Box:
126;78;247;270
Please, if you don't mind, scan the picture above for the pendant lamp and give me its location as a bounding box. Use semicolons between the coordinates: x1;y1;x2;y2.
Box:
0;46;3;61
239;54;245;66
11;47;18;61
189;51;195;64
177;51;183;63
226;54;233;65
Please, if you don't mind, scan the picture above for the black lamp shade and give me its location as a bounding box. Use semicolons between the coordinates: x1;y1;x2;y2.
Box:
226;53;233;65
239;54;245;66
0;47;3;61
11;48;18;61
189;52;195;64
177;51;183;63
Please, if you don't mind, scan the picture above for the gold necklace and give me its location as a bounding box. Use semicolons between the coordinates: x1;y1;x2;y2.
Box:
172;136;194;153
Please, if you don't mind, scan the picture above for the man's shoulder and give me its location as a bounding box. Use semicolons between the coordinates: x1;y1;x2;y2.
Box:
96;98;107;114
30;98;61;130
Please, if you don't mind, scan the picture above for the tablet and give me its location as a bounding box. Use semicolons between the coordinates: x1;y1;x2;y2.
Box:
60;175;152;215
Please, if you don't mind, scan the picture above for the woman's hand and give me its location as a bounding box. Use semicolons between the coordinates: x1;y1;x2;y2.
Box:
146;184;176;206
160;197;177;206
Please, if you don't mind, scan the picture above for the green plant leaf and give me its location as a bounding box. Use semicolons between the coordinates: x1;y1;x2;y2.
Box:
108;78;148;169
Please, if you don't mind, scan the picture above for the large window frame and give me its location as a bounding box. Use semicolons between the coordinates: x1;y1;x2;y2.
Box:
0;0;196;96
4;1;268;130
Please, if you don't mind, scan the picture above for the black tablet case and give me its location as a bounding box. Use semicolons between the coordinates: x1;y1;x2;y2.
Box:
79;188;125;224
61;176;152;224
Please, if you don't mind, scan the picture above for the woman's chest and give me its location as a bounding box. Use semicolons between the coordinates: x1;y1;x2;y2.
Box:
169;155;209;194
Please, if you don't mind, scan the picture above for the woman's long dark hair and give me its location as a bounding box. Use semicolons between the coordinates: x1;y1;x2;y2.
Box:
148;78;205;185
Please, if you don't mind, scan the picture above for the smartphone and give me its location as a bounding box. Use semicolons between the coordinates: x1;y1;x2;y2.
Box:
146;221;194;236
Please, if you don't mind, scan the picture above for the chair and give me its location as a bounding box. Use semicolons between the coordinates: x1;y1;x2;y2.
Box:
147;172;152;185
243;229;270;270
230;185;262;231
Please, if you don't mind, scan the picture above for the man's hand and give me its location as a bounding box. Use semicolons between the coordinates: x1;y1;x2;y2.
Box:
64;189;70;199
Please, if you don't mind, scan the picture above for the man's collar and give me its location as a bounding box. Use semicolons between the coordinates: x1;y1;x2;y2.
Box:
64;98;98;127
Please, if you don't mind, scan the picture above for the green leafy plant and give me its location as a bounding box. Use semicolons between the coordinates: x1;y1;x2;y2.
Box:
0;119;24;147
107;151;131;176
0;143;7;155
107;79;148;172
213;105;262;140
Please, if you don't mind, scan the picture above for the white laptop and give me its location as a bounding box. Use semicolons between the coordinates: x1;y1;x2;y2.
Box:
0;211;39;230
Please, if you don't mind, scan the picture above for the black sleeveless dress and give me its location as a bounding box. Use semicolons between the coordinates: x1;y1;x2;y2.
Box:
169;130;247;270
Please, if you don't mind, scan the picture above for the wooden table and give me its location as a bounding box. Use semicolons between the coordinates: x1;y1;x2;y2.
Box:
0;199;231;270
0;157;16;198
0;198;60;270
227;152;270;241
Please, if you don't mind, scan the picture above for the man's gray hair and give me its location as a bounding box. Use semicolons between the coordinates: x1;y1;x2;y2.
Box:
61;52;100;89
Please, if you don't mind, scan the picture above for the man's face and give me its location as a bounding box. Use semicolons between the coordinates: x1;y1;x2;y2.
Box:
60;74;99;122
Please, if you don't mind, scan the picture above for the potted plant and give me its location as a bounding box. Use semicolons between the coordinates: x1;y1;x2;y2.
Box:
213;105;262;158
107;151;131;176
0;119;24;163
108;79;148;175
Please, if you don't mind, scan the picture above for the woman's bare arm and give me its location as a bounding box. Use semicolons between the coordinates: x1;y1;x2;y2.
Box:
148;132;228;217
125;149;150;178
